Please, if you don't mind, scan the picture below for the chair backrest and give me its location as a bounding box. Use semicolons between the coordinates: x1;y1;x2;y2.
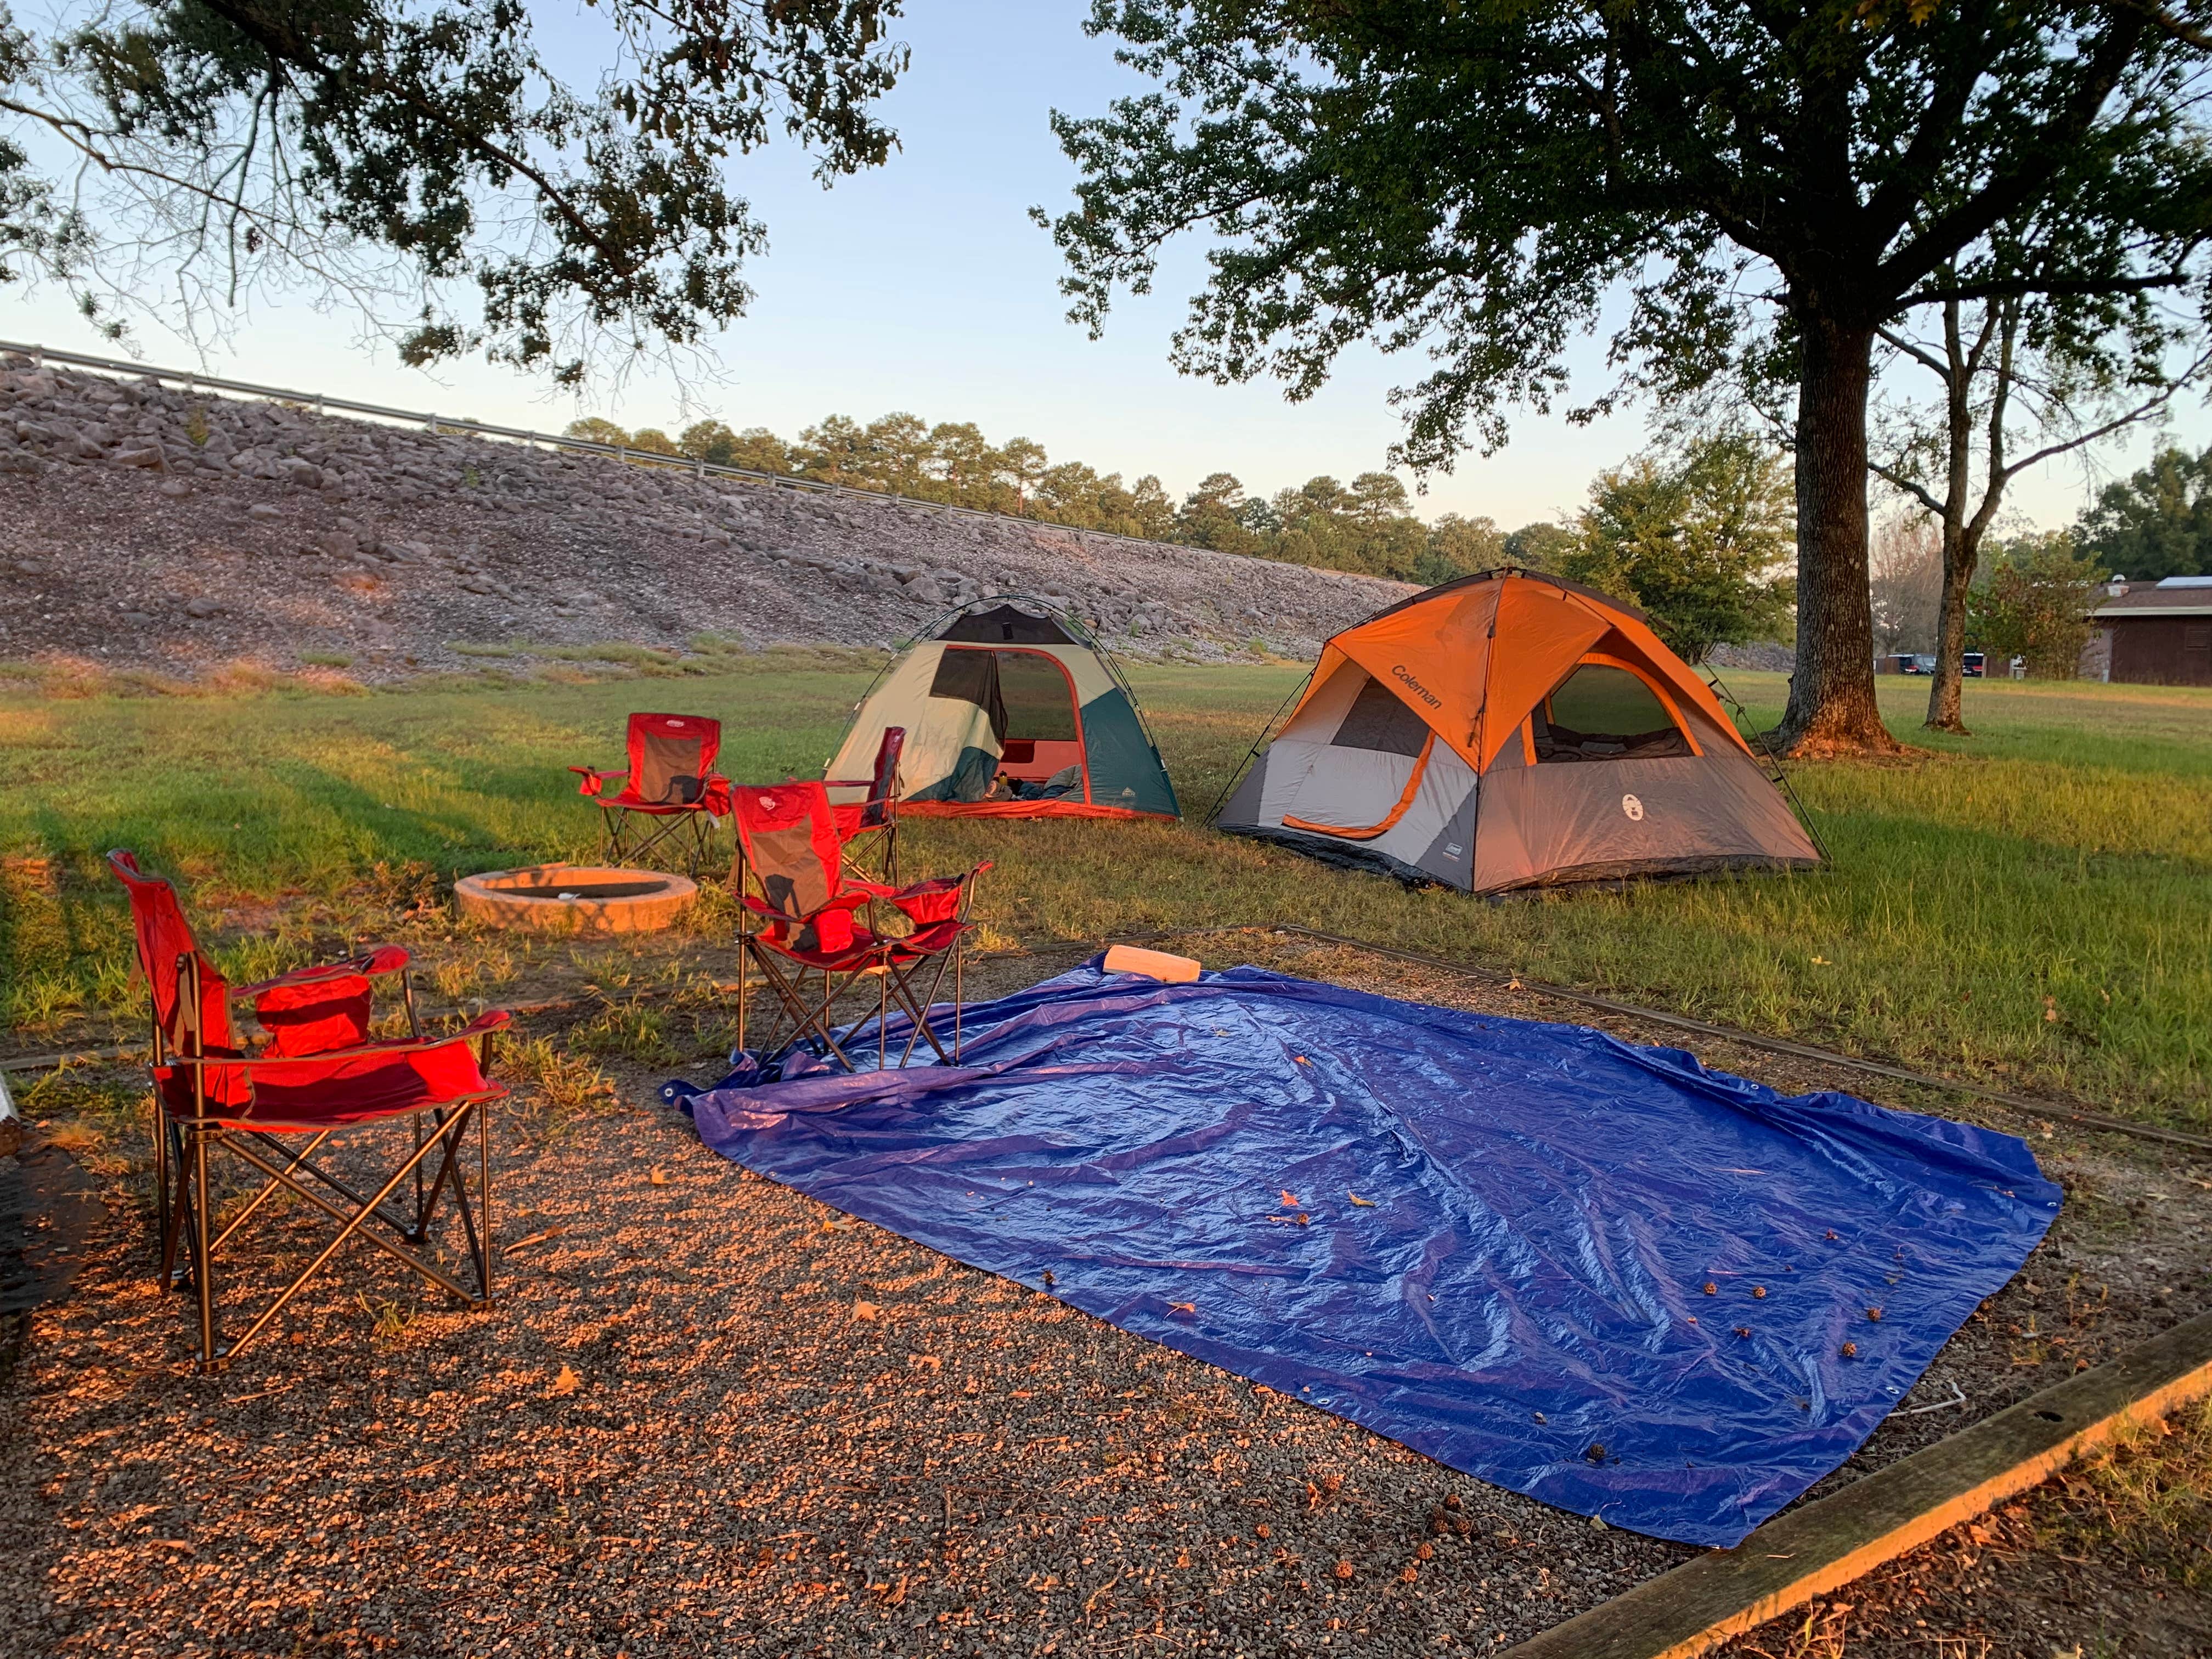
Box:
731;783;848;920
627;713;721;805
857;726;906;828
106;850;233;1056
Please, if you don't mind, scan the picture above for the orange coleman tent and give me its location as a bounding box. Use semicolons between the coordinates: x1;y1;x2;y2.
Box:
1217;570;1820;893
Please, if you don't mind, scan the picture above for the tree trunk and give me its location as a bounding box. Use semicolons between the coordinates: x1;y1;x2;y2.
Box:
1776;313;1902;756
1926;540;1975;731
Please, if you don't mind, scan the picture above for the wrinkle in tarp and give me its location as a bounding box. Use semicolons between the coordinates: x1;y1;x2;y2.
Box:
663;962;2058;1548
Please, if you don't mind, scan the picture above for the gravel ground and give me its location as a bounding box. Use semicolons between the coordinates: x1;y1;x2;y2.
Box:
2;937;2205;1658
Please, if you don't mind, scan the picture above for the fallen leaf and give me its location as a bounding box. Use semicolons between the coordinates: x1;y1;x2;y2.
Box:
1169;1301;1195;1316
1281;1189;1300;1207
649;1166;669;1186
1293;1056;1312;1066
551;1365;582;1397
1347;1192;1377;1207
1506;978;1522;991
853;1300;878;1321
1334;1559;1354;1581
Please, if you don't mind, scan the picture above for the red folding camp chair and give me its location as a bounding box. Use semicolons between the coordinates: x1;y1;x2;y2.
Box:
568;712;733;873
108;850;509;1372
826;726;905;882
728;782;988;1072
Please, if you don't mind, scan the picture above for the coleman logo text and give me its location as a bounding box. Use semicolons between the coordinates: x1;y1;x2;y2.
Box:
1391;664;1442;708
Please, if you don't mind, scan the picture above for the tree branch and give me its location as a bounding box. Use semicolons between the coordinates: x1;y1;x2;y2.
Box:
1870;459;1946;516
1899;265;2199;307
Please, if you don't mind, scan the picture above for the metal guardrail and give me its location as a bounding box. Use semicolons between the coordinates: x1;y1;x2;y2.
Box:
0;336;1201;559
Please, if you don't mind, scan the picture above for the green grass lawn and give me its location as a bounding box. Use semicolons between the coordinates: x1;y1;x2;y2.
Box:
3;656;2207;1128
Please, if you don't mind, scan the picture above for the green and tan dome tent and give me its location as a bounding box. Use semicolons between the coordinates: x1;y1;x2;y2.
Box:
828;602;1179;821
1217;570;1819;893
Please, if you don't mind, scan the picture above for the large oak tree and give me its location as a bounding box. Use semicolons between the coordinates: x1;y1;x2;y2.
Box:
1037;0;2212;752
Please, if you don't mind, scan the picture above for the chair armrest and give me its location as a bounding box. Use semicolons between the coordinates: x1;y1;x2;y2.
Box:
568;765;626;798
162;1010;511;1070
739;890;874;922
236;946;411;997
882;862;992;924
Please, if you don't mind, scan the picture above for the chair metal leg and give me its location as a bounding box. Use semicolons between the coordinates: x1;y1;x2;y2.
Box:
190;1128;219;1372
159;1119;191;1290
478;1100;493;1305
151;1094;170;1279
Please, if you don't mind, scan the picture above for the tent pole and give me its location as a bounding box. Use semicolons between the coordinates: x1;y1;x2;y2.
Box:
1200;668;1313;828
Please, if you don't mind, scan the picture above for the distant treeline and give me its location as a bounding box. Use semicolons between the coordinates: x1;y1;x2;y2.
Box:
571;413;1801;662
563;412;1529;586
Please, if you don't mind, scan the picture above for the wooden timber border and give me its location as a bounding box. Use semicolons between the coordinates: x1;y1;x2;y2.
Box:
1507;1306;2212;1659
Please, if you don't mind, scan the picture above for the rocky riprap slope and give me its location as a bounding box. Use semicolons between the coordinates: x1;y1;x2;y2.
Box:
0;360;1408;681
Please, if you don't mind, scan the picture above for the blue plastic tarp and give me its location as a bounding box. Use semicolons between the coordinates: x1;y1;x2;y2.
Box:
664;961;2059;1547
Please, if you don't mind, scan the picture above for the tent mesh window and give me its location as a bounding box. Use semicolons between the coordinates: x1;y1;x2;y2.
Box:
996;652;1079;740
1332;675;1431;756
927;648;1009;739
1533;663;1695;762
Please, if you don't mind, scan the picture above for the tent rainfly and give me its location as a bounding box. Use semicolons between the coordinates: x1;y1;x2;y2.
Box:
828;602;1180;821
1218;570;1819;893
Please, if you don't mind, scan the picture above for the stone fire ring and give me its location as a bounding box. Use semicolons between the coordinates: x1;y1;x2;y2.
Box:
453;864;698;934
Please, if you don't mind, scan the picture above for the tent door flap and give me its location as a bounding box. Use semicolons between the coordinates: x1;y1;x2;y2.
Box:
1282;735;1437;842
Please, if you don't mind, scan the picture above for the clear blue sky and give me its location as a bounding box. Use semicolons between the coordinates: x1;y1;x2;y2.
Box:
2;1;2197;531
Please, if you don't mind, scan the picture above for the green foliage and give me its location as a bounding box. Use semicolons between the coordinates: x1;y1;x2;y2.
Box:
625;428;682;458
678;420;793;473
1561;433;1796;662
1265;474;1430;580
1972;534;2108;680
2073;446;2212;583
562;418;633;450
5;0;910;378
1505;522;1577;568
1039;3;2212;473
1424;514;1505;583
